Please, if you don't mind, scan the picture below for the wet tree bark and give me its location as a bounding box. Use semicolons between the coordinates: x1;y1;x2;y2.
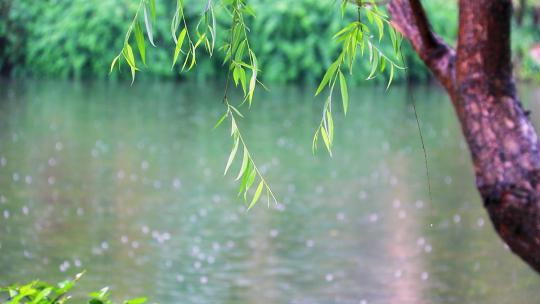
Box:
388;0;540;273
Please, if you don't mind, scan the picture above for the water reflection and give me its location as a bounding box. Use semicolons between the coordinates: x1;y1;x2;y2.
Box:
0;80;539;303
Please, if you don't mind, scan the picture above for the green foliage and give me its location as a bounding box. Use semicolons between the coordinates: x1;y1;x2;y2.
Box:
1;0;539;81
0;273;146;304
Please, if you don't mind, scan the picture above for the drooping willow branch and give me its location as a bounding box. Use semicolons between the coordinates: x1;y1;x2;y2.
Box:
312;0;404;156
110;0;404;209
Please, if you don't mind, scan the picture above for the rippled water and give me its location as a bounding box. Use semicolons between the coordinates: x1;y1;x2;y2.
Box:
0;80;539;303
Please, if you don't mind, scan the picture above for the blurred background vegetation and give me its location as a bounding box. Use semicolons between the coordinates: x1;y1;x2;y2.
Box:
0;0;539;84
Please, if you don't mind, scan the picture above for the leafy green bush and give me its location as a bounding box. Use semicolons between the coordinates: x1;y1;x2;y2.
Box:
0;272;146;304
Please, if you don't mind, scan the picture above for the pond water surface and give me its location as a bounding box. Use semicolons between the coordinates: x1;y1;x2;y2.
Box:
0;80;539;303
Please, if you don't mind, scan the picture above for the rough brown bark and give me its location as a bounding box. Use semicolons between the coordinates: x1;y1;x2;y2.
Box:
389;0;540;273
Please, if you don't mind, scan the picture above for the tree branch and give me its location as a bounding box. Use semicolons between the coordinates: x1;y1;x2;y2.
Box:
387;0;456;97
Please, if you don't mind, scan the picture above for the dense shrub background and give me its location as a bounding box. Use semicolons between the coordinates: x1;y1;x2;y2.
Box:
0;0;539;83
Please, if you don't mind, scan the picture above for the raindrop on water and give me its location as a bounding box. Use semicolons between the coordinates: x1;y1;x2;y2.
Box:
141;161;149;170
172;178;182;189
55;142;63;151
477;218;485;227
269;229;279;238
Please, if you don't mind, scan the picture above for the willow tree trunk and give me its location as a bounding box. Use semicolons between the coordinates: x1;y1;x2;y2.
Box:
388;0;540;272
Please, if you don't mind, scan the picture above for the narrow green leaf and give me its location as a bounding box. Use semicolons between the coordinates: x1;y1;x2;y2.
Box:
172;28;187;67
239;161;252;195
389;27;398;54
236;146;249;180
247;52;258;104
110;55;120;74
312;129;319;154
213;112;228;129
375;16;384;41
239;67;247;94
320;127;332;156
229;105;244;118
224;135;239;175
134;21;146;65
123;44;136;67
143;4;156;47
181;49;191;71
339;71;348;115
247;181;264;210
188;46;197;70
367;51;378;79
244;168;257;195
327;109;334;142
386;64;395;91
315;60;339;96
233;66;240;85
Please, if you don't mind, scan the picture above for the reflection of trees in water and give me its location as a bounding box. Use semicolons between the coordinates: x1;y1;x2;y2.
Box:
384;152;426;303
